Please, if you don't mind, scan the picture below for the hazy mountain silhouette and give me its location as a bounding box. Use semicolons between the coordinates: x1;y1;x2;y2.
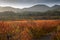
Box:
23;4;60;12
0;4;60;12
23;5;50;12
51;5;60;11
0;6;22;13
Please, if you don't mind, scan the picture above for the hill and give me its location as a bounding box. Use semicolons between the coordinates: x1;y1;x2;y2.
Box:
0;6;22;13
0;4;60;12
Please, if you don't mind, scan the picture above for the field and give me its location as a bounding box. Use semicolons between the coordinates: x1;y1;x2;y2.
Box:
0;20;60;40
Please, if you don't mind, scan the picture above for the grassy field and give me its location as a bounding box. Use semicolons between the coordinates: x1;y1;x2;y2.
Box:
0;20;60;40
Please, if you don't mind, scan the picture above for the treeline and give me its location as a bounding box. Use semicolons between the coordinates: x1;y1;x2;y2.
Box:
20;11;60;16
0;11;60;20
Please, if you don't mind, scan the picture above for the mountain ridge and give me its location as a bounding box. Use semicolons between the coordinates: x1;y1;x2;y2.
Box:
0;4;60;12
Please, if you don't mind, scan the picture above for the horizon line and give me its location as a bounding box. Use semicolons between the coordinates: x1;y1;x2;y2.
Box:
0;4;60;9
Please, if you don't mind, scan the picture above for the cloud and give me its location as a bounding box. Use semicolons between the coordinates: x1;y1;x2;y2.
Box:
0;0;60;4
0;0;60;8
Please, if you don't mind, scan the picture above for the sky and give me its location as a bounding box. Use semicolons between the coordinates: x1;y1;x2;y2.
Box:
0;0;60;8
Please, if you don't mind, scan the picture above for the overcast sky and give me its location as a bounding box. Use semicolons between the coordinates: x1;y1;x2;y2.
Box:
0;0;60;8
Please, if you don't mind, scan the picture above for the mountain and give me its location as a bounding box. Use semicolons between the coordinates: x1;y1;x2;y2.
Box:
23;4;60;12
22;5;50;12
51;5;60;11
0;4;60;12
0;6;22;13
52;5;60;9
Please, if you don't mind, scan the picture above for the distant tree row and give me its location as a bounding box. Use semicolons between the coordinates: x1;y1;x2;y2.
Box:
0;10;60;20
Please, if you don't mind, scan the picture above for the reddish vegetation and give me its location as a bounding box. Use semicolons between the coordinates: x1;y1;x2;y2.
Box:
0;20;60;33
0;20;60;40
